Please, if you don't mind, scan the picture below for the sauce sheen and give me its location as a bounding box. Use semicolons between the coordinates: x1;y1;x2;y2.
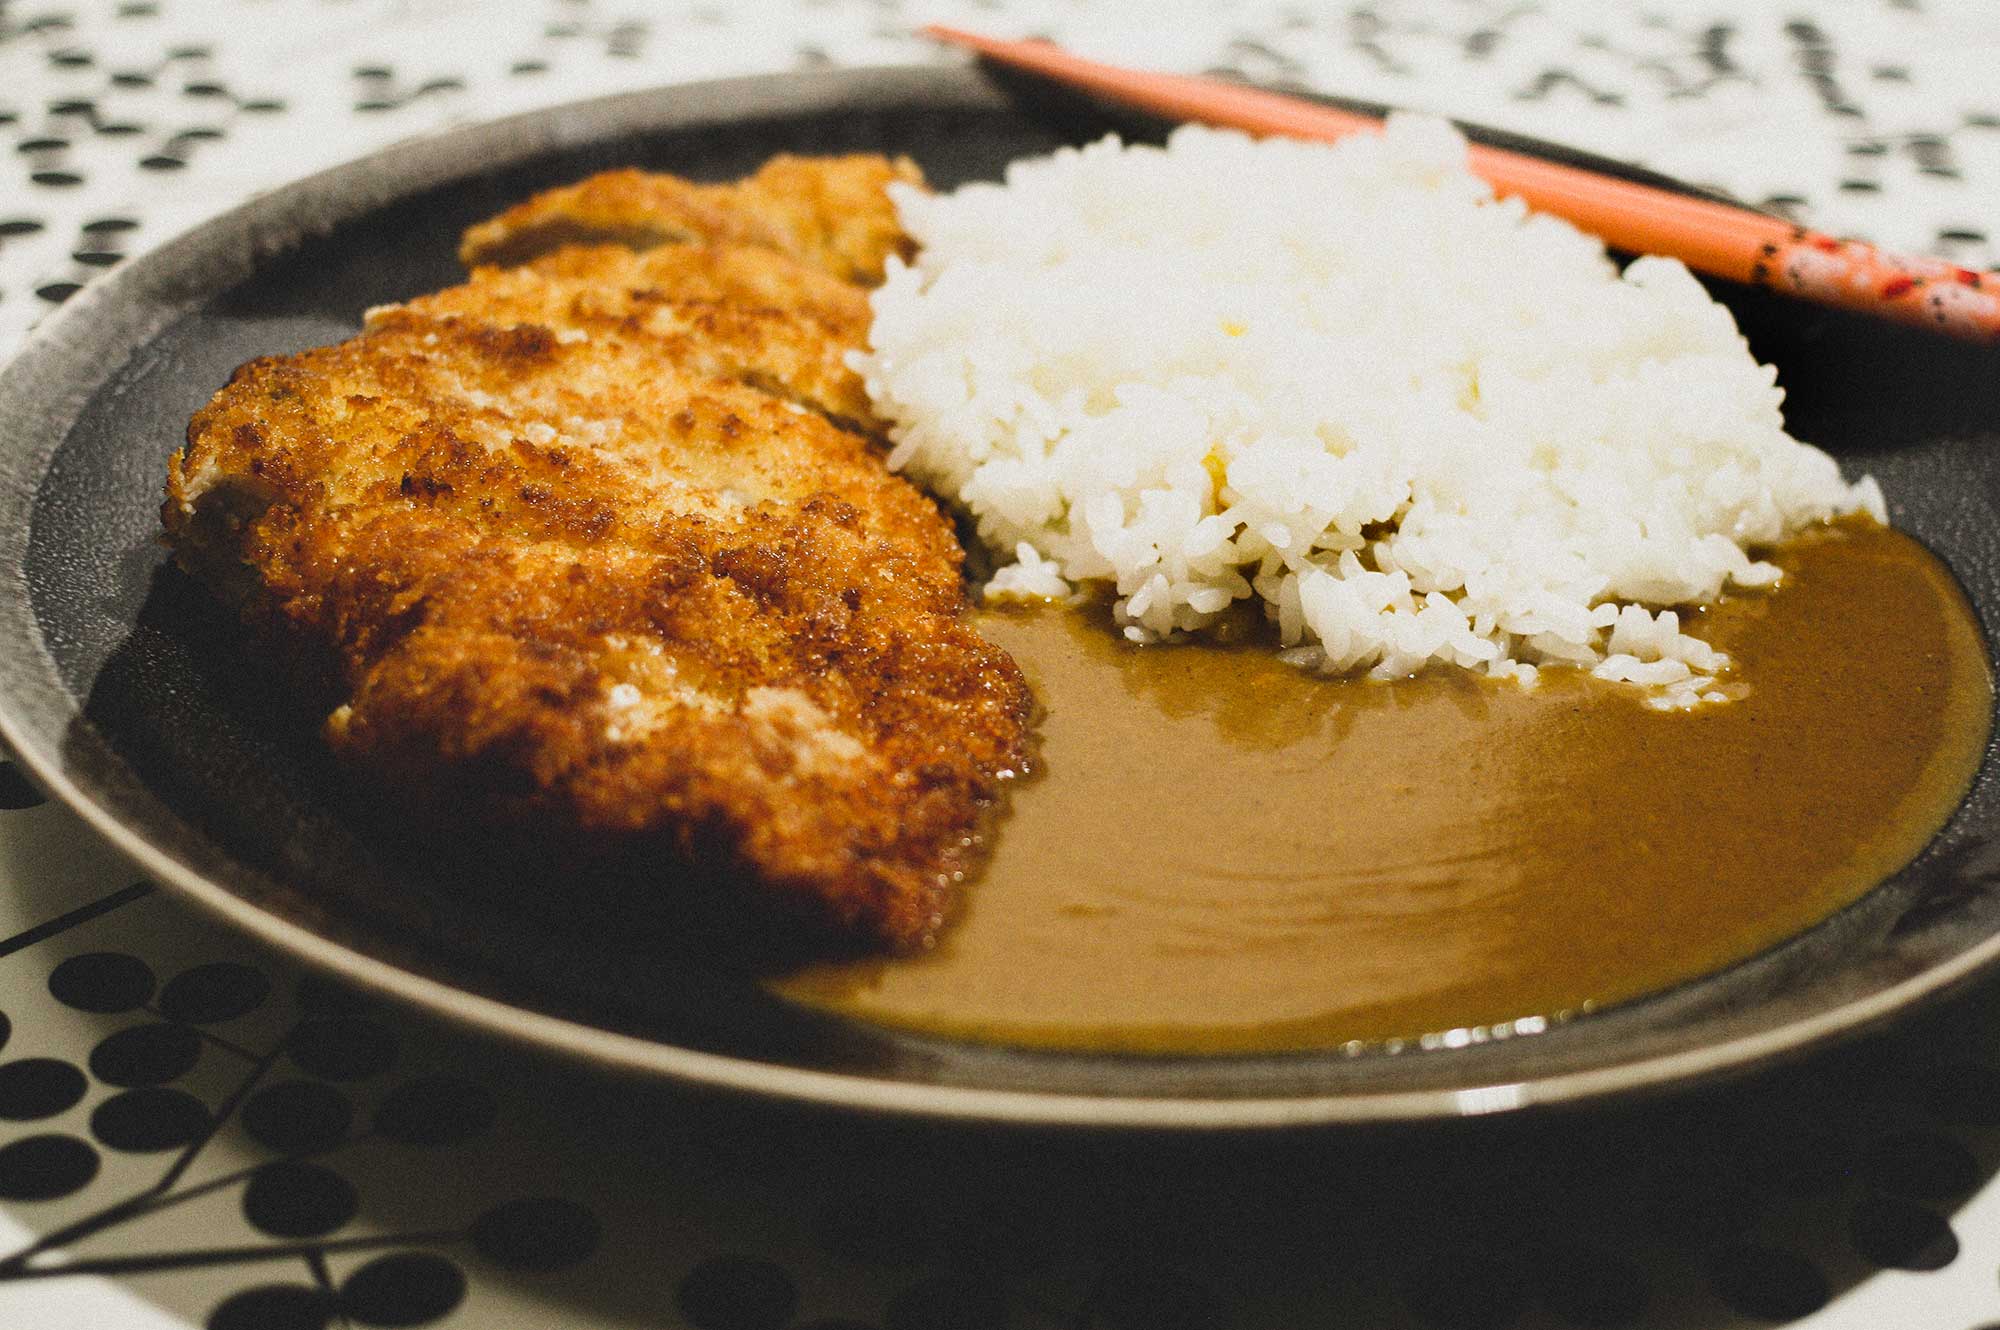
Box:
773;521;1994;1053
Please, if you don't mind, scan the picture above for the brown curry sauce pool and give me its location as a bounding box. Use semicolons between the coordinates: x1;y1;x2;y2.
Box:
773;520;1994;1053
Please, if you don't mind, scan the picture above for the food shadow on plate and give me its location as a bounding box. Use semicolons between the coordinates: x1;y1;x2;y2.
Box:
69;559;921;1073
17;68;2000;1111
452;973;2000;1327
31;96;1109;1085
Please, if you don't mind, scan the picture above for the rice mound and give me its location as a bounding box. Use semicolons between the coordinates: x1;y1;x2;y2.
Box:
854;117;1885;707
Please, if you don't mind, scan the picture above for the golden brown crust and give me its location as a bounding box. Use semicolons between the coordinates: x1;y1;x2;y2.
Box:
392;243;879;432
164;175;1032;950
458;153;923;284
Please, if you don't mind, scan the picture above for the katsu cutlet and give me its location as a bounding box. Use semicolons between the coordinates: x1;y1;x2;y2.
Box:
459;153;922;284
163;156;1035;949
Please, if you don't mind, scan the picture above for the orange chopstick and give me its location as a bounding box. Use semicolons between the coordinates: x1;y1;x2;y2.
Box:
924;25;2000;342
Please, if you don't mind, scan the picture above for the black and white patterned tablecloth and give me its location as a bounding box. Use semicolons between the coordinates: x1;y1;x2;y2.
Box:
3;3;2000;1327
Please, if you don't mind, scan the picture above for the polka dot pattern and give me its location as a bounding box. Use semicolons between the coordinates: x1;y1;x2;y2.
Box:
207;1284;335;1330
1850;1193;1959;1271
0;1132;99;1200
88;1021;201;1087
337;1251;466;1326
48;951;154;1013
91;1085;210;1152
242;1160;358;1239
0;1057;88;1120
1;7;1999;1330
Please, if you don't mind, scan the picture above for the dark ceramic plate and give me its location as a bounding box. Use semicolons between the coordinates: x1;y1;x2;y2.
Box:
1;64;1997;1128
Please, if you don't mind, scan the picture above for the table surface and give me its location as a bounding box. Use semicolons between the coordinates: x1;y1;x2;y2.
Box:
3;2;2000;1326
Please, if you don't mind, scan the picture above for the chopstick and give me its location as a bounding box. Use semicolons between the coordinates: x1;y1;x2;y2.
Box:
923;25;2000;343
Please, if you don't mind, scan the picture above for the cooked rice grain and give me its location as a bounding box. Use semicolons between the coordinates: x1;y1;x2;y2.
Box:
855;117;1884;707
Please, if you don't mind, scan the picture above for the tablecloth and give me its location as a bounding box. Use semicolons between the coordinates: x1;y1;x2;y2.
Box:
3;2;2000;1326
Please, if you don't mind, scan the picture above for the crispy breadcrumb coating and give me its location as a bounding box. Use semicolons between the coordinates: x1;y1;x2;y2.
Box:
459;153;921;284
164;158;1033;949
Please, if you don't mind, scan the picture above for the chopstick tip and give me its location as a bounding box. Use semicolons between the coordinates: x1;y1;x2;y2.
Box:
918;24;1040;58
919;23;981;48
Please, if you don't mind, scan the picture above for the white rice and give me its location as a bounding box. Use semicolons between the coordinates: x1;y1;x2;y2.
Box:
853;117;1886;708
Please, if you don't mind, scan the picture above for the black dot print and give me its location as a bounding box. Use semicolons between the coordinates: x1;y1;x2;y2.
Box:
34;281;83;303
1399;1252;1529;1330
885;1273;1012;1330
0;1057;88;1119
49;951;155;1013
243;1160;359;1239
92;1085;210;1152
371;1077;495;1146
208;1283;335;1330
1708;1245;1828;1321
287;1016;397;1081
1850;1192;1958;1270
677;1255;798;1330
242;1079;354;1154
0;1009;11;1054
0;219;45;237
338;1251;467;1327
470;1197;601;1271
1536;1246;1647;1327
0;1133;99;1200
0;760;45;808
89;1021;202;1086
159;961;270;1024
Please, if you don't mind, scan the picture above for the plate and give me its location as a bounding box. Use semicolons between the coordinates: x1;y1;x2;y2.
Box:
1;64;1997;1128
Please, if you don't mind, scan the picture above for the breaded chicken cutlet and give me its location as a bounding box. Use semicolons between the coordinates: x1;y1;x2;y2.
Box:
163;155;1034;950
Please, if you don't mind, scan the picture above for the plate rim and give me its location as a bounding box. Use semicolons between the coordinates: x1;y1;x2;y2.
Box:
1;60;1996;1130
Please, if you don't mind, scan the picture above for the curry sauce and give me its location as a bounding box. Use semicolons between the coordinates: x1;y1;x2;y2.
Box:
773;520;1994;1053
